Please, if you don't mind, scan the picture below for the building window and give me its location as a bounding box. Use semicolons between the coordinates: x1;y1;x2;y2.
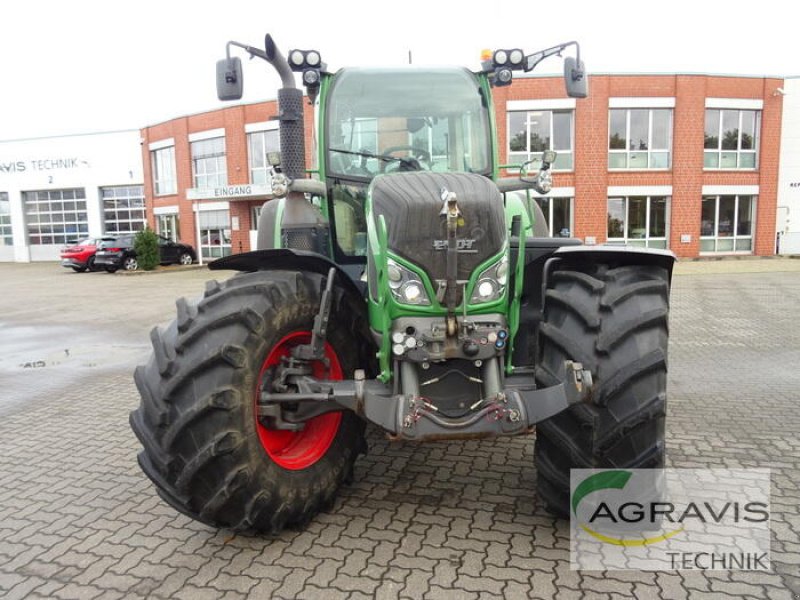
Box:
607;196;669;249
608;109;672;169
534;197;573;237
102;186;146;234
410;117;452;171
331;118;379;173
700;195;755;253
191;137;227;188
508;110;573;170
24;188;88;245
248;129;280;184
0;192;11;246
157;213;180;242
345;118;378;154
704;109;760;169
151;145;177;196
199;209;232;258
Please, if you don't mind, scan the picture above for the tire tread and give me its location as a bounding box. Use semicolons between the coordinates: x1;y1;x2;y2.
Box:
535;263;670;516
130;270;372;533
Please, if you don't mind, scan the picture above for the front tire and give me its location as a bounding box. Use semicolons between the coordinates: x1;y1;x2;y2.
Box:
534;264;670;515
130;270;372;533
179;252;193;266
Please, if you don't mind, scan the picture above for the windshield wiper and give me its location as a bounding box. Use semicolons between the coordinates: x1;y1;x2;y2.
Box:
329;148;419;170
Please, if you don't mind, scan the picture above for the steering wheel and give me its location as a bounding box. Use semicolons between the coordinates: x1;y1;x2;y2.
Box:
380;145;433;173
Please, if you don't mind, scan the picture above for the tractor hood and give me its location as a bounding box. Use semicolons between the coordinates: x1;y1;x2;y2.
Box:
369;172;506;297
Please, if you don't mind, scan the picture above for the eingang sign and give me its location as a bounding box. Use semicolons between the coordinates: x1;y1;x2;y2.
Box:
186;184;273;201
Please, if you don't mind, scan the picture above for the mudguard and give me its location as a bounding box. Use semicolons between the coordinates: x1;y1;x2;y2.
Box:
550;245;676;282
209;248;367;305
512;242;676;368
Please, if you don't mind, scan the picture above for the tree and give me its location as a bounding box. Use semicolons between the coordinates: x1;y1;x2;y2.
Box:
134;227;160;271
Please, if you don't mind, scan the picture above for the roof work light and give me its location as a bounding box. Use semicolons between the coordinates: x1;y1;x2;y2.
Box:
287;49;325;101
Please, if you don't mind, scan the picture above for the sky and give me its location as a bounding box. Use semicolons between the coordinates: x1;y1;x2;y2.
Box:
1;0;796;141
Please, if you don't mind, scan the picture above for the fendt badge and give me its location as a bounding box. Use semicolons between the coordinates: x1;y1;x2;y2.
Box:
433;239;477;253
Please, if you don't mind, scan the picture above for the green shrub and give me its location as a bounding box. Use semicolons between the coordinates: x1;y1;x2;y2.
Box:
134;227;160;271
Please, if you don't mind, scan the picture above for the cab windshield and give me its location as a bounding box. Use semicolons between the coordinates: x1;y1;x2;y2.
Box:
326;68;492;179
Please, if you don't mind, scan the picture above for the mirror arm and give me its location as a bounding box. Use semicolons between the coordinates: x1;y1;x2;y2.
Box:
225;36;296;89
525;41;581;73
226;41;268;63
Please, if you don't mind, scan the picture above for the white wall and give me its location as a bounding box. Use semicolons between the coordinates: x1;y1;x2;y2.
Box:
0;130;143;262
777;78;800;254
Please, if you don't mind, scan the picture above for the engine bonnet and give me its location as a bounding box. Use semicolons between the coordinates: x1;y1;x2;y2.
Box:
369;172;506;288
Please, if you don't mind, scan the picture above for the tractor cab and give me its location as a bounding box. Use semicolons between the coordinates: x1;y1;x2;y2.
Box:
324;67;493;259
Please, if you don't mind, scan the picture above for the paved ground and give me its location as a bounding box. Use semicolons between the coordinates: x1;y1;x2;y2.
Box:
0;259;799;599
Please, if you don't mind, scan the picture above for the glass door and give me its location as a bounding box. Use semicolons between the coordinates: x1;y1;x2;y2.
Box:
157;213;179;242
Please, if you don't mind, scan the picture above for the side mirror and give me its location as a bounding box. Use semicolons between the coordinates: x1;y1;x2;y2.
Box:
564;57;587;99
520;151;558;179
541;150;557;167
216;57;243;101
520;153;555;195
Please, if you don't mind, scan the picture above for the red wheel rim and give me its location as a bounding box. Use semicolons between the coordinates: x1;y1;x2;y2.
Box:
255;331;343;470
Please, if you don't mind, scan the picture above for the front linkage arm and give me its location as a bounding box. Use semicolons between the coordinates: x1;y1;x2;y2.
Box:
259;361;592;440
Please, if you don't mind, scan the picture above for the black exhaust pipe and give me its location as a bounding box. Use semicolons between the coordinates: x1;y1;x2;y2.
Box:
264;34;306;181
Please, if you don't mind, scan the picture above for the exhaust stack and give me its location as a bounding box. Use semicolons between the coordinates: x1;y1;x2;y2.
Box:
264;35;306;181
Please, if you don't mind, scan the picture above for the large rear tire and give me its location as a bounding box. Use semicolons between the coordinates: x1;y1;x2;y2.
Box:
130;270;372;533
534;263;670;515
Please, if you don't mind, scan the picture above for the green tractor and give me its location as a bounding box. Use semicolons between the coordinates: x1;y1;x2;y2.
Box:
130;35;674;533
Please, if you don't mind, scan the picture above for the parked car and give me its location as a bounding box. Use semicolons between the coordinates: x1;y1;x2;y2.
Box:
94;235;196;273
60;237;114;273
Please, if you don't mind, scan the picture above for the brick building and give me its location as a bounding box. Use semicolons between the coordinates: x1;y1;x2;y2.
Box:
139;72;784;261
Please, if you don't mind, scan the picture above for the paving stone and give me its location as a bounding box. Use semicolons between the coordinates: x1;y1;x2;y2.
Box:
52;582;105;600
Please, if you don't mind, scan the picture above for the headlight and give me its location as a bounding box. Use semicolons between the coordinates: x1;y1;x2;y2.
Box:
387;263;403;287
302;69;320;86
496;258;509;286
387;258;431;306
469;255;508;304
306;51;321;67
401;282;424;303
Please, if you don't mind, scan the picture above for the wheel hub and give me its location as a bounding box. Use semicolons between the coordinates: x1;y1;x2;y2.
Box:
255;331;343;470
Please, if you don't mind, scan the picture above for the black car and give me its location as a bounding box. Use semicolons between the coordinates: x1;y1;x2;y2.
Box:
94;235;196;272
